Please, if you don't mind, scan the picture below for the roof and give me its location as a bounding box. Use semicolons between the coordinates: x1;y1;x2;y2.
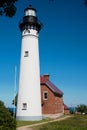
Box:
40;76;63;96
64;104;69;110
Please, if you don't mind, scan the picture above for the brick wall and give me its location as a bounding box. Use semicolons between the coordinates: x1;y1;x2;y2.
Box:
64;109;70;115
41;84;64;114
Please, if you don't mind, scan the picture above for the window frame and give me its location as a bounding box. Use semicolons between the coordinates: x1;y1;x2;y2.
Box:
43;91;48;100
22;103;27;110
24;51;29;57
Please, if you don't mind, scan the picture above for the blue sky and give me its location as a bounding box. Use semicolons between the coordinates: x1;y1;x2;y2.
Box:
0;0;87;107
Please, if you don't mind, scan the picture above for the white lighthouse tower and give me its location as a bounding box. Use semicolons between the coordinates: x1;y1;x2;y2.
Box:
16;5;42;121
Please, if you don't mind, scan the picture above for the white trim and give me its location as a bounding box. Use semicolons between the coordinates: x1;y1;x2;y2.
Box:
43;91;48;100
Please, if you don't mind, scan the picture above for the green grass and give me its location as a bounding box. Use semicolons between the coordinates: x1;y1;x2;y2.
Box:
33;115;87;130
17;118;52;127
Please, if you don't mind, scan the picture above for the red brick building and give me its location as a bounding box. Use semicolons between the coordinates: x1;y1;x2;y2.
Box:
40;74;64;116
64;104;70;115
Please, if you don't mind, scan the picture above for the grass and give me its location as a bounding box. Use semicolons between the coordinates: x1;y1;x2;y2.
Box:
17;115;87;130
33;115;87;130
17;118;52;127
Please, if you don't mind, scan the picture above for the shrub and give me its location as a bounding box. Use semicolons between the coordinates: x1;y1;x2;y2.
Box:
0;100;16;130
76;104;87;114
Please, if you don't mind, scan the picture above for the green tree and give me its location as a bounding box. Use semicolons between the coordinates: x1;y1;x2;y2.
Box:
0;0;18;17
12;93;18;107
76;104;87;114
0;100;16;130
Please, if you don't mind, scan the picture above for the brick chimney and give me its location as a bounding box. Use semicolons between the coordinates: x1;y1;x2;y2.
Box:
43;74;50;80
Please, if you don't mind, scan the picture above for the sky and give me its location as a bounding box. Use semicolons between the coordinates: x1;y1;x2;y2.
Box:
0;0;87;108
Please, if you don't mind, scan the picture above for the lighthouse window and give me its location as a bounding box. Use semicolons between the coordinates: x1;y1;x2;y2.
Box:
31;25;34;29
24;29;30;34
24;51;29;57
22;103;27;110
43;91;48;100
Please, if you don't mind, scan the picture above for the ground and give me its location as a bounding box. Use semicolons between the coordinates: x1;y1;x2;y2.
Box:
17;115;71;130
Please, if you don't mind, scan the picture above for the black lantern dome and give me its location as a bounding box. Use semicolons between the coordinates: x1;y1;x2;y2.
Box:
19;5;41;32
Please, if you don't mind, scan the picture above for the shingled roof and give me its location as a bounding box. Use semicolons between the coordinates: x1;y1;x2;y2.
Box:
40;75;63;96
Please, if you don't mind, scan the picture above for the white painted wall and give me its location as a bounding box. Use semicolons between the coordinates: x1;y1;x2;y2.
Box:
16;29;42;120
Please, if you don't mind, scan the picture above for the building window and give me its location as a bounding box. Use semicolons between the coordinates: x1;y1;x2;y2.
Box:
43;91;48;100
24;51;29;57
22;103;27;110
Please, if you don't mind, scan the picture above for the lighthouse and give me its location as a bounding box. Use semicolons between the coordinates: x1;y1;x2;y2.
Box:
16;5;42;121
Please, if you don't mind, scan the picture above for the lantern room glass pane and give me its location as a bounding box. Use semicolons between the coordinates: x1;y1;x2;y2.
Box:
25;10;36;16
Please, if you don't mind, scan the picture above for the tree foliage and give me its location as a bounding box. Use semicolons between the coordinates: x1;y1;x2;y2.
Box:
12;93;18;107
76;104;87;114
84;0;87;6
0;0;18;17
0;100;16;130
